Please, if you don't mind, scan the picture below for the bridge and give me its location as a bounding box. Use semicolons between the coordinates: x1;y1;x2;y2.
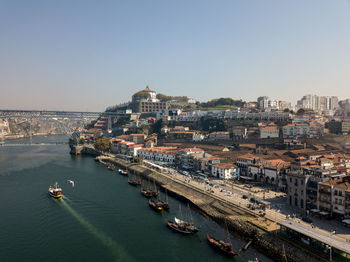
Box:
0;109;133;119
0;142;69;147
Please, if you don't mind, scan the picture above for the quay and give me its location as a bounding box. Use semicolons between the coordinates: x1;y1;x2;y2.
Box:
93;153;329;262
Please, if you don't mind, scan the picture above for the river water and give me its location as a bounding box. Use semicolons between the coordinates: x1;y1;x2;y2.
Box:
0;135;272;262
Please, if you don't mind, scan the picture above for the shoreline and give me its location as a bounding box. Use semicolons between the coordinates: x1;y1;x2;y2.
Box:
1;132;70;141
91;154;325;262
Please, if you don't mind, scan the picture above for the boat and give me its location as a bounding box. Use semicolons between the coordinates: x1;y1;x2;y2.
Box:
149;199;163;212
128;173;142;186
128;179;142;186
207;234;237;256
141;188;153;198
118;169;128;175
174;217;198;232
157;189;170;210
141;180;156;197
150;180;159;197
48;182;62;199
167;220;194;234
156;200;169;210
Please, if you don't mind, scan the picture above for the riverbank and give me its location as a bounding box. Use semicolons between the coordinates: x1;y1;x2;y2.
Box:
93;155;325;262
2;132;69;141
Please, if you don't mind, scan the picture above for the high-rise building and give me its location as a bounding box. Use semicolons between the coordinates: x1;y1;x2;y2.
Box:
297;95;338;112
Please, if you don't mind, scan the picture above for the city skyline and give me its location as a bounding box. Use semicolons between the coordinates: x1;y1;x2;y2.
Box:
1;0;350;111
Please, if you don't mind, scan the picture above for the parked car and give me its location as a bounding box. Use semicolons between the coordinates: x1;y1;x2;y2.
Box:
242;194;248;199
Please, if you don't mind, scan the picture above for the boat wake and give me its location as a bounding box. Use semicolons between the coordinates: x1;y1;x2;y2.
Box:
60;198;134;262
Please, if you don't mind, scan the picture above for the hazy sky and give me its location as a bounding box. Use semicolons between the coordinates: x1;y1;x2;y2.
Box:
1;0;350;111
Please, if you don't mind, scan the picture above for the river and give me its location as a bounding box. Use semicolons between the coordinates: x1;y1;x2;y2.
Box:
0;135;272;262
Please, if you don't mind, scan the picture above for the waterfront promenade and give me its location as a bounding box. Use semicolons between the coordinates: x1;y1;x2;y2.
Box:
99;154;350;256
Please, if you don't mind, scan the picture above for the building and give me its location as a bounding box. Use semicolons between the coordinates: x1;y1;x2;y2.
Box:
212;163;237;179
209;131;230;141
175;148;205;169
230;127;247;139
286;171;310;211
195;156;224;174
318;176;350;218
248;159;290;189
223;110;290;122
137;147;179;164
192;132;205;141
131;86;168;113
130;134;146;144
342;121;350;134
258;123;279;139
297;95;339;112
283;123;324;138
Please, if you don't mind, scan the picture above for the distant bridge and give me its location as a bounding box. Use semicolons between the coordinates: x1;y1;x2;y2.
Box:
0;142;69;147
0;109;132;119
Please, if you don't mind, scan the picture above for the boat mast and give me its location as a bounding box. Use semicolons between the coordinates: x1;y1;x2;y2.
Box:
224;219;232;245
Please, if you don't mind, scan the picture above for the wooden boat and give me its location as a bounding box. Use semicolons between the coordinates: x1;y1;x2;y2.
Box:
167;221;194;234
207;234;237;256
159;189;170;210
48;182;62;199
128;173;142;186
149;199;163;212
118;169;128;175
128;179;142;186
150;180;159;197
141;188;153;198
174;217;198;232
156;200;169;210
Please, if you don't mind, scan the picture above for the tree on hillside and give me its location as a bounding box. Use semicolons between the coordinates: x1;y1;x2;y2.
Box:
325;120;342;134
150;120;163;135
200;98;245;108
200;117;227;132
94;136;110;152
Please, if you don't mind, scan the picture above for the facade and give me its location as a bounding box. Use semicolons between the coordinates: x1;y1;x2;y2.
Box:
248;159;290;189
283;123;324;138
137;147;178;164
297;95;339;112
318;176;350;217
195;156;223;174
259;123;279;139
130;134;145;144
230;127;247;139
286;171;310;211
131;86;168;113
223;110;290;122
209;131;230;141
212;163;237;179
342;121;350;134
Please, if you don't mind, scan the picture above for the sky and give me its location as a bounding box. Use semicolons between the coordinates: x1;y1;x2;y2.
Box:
0;0;350;111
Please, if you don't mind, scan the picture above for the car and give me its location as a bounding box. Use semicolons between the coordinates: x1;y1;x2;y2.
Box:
242;194;248;199
301;216;313;223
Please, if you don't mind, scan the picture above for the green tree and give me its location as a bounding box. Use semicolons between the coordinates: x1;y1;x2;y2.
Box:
94;136;110;152
79;138;86;145
325;120;342;134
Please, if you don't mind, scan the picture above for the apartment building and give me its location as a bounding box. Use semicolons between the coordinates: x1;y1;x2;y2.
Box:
212;163;237;179
318;176;350;217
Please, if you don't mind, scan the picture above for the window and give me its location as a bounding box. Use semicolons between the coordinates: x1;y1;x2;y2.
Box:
300;199;304;208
